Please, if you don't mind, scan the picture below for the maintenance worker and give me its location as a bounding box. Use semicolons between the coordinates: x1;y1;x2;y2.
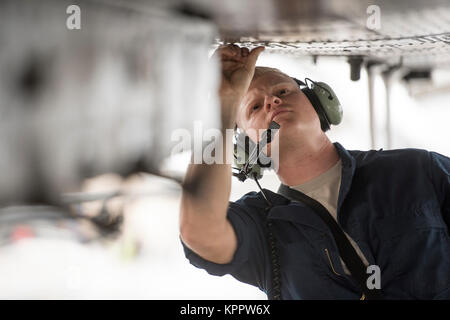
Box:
179;44;450;299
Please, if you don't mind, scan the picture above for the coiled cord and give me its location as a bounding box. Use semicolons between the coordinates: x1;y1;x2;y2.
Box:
266;213;282;300
253;173;282;300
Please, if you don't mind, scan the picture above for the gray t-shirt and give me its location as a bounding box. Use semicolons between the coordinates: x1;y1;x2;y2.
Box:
292;159;369;275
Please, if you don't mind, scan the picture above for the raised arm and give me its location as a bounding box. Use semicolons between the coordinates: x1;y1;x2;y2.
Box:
179;44;264;264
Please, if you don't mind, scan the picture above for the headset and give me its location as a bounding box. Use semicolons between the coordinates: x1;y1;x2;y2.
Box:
232;77;343;183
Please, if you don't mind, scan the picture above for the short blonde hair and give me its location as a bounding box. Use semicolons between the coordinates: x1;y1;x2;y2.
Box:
253;66;290;80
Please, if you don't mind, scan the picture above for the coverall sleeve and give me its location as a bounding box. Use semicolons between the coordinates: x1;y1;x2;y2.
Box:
180;198;270;292
429;151;450;229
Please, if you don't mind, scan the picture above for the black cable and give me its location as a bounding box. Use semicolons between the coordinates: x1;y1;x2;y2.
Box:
253;173;272;207
232;122;283;299
252;173;281;300
266;217;282;300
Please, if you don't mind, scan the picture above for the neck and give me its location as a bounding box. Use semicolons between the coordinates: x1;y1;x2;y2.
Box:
275;133;340;186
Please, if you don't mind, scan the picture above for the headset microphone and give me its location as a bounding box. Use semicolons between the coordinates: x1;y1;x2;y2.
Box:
232;121;280;183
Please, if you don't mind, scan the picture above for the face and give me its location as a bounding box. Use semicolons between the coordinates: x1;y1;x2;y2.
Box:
237;71;321;145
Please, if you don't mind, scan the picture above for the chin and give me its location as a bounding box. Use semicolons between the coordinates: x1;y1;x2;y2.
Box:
275;122;293;138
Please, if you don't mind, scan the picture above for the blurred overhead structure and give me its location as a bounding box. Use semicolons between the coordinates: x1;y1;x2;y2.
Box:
176;0;450;70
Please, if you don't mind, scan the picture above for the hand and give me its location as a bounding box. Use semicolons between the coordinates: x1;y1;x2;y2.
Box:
213;44;264;97
212;44;265;127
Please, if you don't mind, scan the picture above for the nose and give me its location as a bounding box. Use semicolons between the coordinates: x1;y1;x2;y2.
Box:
264;95;282;113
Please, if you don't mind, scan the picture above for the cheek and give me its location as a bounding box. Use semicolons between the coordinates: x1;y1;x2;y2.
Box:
305;103;320;122
294;94;319;122
241;116;267;142
245;126;260;143
236;118;258;143
235;108;244;128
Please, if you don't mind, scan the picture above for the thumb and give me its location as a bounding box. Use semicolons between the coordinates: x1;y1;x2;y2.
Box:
245;46;265;70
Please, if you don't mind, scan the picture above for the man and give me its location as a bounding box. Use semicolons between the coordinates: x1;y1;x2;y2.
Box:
179;44;450;299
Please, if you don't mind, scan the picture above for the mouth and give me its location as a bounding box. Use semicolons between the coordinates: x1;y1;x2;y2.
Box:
270;109;290;123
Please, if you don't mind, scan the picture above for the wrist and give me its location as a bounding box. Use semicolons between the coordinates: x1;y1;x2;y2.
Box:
220;100;240;130
220;108;238;130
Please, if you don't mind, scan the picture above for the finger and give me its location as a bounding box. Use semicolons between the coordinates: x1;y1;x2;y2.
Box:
229;44;239;49
241;47;250;57
229;44;241;56
217;44;239;53
213;45;232;57
244;46;265;69
213;44;241;60
221;60;244;70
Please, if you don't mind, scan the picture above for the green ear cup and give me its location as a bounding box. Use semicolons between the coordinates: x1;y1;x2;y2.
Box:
311;81;343;126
